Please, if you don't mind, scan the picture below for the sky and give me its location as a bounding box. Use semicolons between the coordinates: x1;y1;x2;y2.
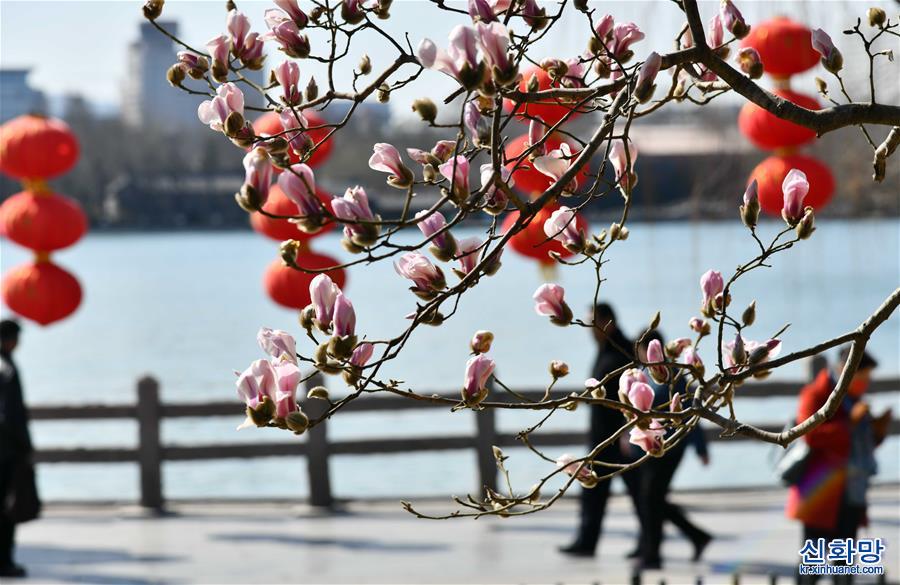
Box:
0;0;897;117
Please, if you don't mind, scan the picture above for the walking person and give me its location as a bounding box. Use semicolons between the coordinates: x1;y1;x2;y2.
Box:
1;319;38;578
632;330;712;570
559;303;643;558
787;348;891;584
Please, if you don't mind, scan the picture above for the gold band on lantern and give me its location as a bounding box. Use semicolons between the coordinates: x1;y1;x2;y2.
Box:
771;76;792;91
22;178;51;195
34;251;51;263
774;147;797;157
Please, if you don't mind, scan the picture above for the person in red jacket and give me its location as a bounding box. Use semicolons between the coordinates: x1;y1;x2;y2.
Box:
785;348;891;582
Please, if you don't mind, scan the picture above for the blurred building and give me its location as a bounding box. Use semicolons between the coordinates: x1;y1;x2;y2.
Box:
121;21;264;131
0;69;47;122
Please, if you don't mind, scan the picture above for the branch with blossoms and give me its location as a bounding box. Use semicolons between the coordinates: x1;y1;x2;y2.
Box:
143;0;899;518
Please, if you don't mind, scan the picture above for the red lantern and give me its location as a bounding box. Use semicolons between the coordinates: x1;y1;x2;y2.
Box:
0;190;87;251
250;184;335;242
501;203;588;265
505;133;587;197
503;66;580;127
2;259;83;326
264;251;347;309
741;17;820;78
738;90;820;151
0;114;80;180
253;110;334;168
748;154;835;216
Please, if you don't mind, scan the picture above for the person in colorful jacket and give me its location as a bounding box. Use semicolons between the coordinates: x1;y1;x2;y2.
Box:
786;348;891;580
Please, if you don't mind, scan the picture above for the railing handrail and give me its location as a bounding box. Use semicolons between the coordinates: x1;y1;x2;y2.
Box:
27;376;900;511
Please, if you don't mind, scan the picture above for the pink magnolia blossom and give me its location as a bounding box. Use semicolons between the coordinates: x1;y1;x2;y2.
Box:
667;337;692;358
479;164;511;214
700;269;724;305
475;22;513;74
176;51;209;77
628;381;655;411
609;22;645;60
464;101;491;146
543;206;585;252
257;327;297;363
594;14;615;42
236;358;277;410
274;0;308;27
811;28;842;73
206;35;230;72
533;142;578;192
227;10;251;54
369;143;413;188
720;0;749;39
278;110;311;154
278;163;322;220
332;293;356;338
242;147;273;202
724;337;782;371
670;393;683;412
274;61;301;105
332;186;377;244
439;155;471;200
629;420;666;455
736;46;762;77
781;168;809;224
197;83;245;132
689;317;709;334
707;14;724;49
533;283;572;325
417;26;480;85
468;0;496;23
310;273;341;328
272;360;301;418
395;252;446;293
609;139;638;185
267;19;310;59
528;117;546;154
646;339;669;383
682;346;704;371
618;368;650;402
556;453;598;487
415;210;453;251
456;237;484;275
463;353;495;405
520;0;545;28
349;342;374;367
634;52;662;102
432;140;456;162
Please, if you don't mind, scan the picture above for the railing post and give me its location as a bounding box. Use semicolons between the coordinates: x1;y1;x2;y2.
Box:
304;373;333;508
136;376;163;512
474;402;498;494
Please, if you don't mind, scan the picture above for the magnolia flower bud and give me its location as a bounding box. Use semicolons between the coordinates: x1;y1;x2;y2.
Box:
649;311;661;330
307;386;330;400
689;317;709;335
470;330;494;354
248;395;276;427
736;47;763;79
867;7;886;27
280;239;301;267
795;207;816;240
740;180;760;229
609;223;621;241
305;77;319;101
377;83;391;103
143;0;164;20
731;334;747;365
742;300;756;327
299;304;316;332
815;77;828;95
285;410;310;434
412;98;438;123
526;73;540;93
358;54;372;75
549;360;570;379
224;111;246;137
235;185;264;212
166;64;186;87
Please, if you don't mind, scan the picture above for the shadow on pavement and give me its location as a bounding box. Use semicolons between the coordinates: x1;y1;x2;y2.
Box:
211;531;448;553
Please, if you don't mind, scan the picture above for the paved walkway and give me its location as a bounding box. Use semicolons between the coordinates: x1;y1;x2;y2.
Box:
12;486;900;584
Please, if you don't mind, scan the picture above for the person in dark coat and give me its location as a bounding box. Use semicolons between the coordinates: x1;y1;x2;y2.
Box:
559;303;643;558
632;330;712;570
0;319;31;578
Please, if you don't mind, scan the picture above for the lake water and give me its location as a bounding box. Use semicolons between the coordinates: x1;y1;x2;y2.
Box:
1;220;898;502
